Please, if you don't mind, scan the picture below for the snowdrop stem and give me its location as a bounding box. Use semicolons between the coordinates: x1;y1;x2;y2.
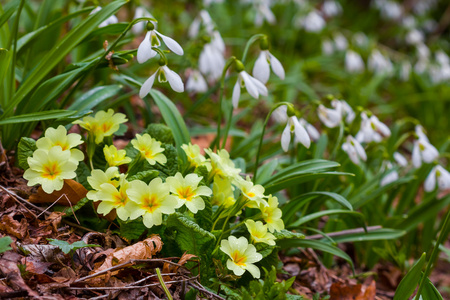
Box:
151;47;168;65
215;56;237;150
330;121;345;160
253;102;292;183
241;34;266;64
415;207;450;299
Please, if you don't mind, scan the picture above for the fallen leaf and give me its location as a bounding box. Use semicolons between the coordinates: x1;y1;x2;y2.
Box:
28;179;87;205
0;214;28;239
329;281;376;300
17;242;66;263
0;258;40;298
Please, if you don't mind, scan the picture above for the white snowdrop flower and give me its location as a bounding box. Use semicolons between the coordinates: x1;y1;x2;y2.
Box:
380;162;399;187
299;118;320;141
368;49;393;74
415;125;429;143
91;7;118;28
203;0;224;6
140;64;184;97
345;50;365;73
355;112;391;143
232;67;268;109
416;43;430;60
399;61;411;81
394;152;408;167
333;33;348;51
379;1;402;20
281;116;310;151
317;104;342;128
300;10;325;33
402;16;416;28
353;32;369;48
332;99;355;124
436;50;450;66
137;23;184;64
199;43;225;81
322;39;334;55
342;136;367;165
254;0;276;27
414;59;429;74
405;29;424;45
132;7;154;34
412;138;439;168
186;70;208;93
253;50;285;84
211;31;226;53
424;165;450;192
322;0;342;17
189;10;215;38
271;105;288;124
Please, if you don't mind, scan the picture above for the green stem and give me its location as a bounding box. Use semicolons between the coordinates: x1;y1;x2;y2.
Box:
415;207;450;299
8;0;26;96
241;33;266;64
215;56;237;150
156;268;173;300
253;102;292;183
60;17;156;108
330;121;344;160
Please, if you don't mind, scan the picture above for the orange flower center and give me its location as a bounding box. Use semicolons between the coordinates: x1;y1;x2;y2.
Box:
142;195;160;213
42;163;61;180
231;251;246;266
177;186;194;201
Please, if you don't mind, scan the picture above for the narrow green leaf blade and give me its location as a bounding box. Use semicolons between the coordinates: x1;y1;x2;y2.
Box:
288;210;365;228
394;252;427;300
69;85;122;111
0;110;77;125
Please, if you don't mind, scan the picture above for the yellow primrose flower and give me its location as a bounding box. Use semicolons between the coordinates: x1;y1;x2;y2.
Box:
86;167;120;201
23;146;77;194
235;176;267;208
212;175;236;207
104;145;132;167
131;133;167;166
259;195;284;232
126;178;180;228
245;220;276;246
73;109;127;144
36;125;84;163
96;175;132;220
204;148;241;181
220;236;262;278
181;143;207;168
166;172;212;213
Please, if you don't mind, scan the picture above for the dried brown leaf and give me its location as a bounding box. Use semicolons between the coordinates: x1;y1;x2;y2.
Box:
28;179;87;205
0;258;40;298
0;214;28;239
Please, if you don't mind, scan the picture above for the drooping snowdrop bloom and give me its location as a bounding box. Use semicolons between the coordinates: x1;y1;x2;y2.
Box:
379;0;403;20
298;10;326;33
253;0;276;27
317;104;342;128
394;152;408;167
342;135;367;165
322;39;334;55
132;7;154;34
415;125;429;142
405;29;424;45
186;70;208;93
281;116;310;151
333;33;348;51
189;10;215;38
412;138;439;168
220;236;263;278
380;162;399;187
232;61;268;109
252;49;285;84
299;118;320;141
424;165;450;192
137;22;184;64
368;49;393;75
332;99;355;124
90;7;118;28
140;64;184;97
345;50;365;73
271;105;288;124
355;112;391;143
199;43;226;81
322;0;342;17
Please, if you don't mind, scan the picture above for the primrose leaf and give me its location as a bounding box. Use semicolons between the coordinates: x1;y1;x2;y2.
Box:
0;236;13;254
17;137;37;170
47;238;100;254
143;123;175;145
195;196;213;231
118;218;147;241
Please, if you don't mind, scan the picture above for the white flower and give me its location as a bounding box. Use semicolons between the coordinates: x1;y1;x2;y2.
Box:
332;99;355;124
380;162;399;187
299;10;325;32
189;10;215;38
345;50;365;73
415;125;429;142
137;26;183;64
342;136;367;165
399;61;411;81
424;165;450;192
368;49;393;74
322;0;342;17
353;32;369;48
322;39;334;55
199;43;225;81
232;71;268;108
435;50;450;66
317;104;342;128
355;113;391;143
299;119;320;141
281;116;310;151
252;50;285;84
333;33;348;51
132;7;154;34
254;0;276;27
405;29;424;45
271;105;288;124
412;138;439;168
394;152;408;167
379;0;402;20
140;65;184;97
186;70;208;93
90;7;118;28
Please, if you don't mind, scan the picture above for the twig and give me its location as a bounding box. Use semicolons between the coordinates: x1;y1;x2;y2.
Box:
304;225;382;240
68;277;199;290
0;185;38;219
188;280;226;300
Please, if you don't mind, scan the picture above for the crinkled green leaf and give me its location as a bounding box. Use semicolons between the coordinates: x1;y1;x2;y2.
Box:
195;196;213;231
273;230;305;240
17;137;36;170
75;162;91;190
118;218;147;241
127;170;159;184
47;238;100;255
143;123;175;145
62;197;90;217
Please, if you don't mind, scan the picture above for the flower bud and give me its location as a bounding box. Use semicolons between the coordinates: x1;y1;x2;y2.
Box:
146;21;155;31
235;60;245;73
259;36;269;50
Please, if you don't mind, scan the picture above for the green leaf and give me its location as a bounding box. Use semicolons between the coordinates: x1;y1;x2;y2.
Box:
277;238;354;273
127;170;160;184
288;210;365;228
195;196;213;231
0;110;77;125
75;162;91;189
255;159;278;184
2;0;128;117
273;230;305;240
68;85;122;112
0;236;13;253
150;89;190;161
0;48;11;88
394;252;427;300
329;228;406;243
17;137;37;170
47;238;100;255
0;0;20;29
143;123;175;145
62;197;90;217
118;218;147;241
151;144;178;177
422;277;443;300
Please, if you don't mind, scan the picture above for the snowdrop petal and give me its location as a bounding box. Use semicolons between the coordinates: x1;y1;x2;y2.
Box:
241;72;260;99
424;167;436;192
251;76;268;96
281;124;291;152
137;32;157;63
156;31;184;55
269;52;285;80
421;142;439;163
232;80;241;108
306;124;320;141
394;152;408;167
139;71;157;98
353;138;367;161
253;52;270;84
293;117;311;149
412;142;422;168
163;66;184;93
437;166;450;190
